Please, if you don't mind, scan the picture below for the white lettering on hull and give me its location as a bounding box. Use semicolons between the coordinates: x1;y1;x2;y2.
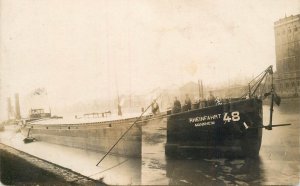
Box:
189;111;241;127
194;121;215;127
189;114;221;123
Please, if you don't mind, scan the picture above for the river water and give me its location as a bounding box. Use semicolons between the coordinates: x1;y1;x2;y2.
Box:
0;102;299;185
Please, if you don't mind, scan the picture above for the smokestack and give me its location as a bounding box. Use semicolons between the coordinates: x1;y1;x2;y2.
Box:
7;97;13;120
15;93;21;119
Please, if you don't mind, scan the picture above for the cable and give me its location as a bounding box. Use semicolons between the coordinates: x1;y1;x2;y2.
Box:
96;94;162;166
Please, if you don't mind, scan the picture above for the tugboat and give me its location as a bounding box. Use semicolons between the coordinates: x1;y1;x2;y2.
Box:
165;65;290;158
22;108;59;143
26;109;52;121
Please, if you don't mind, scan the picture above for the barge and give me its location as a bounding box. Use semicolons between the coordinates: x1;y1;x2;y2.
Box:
165;65;290;157
21;109;156;158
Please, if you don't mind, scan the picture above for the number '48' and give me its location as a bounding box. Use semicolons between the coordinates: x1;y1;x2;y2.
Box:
223;111;240;123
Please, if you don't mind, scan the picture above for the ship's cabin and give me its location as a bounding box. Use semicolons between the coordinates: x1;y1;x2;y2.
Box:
29;109;51;119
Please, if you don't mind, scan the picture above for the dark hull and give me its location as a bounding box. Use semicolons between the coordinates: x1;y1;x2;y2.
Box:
166;98;263;158
21;116;149;157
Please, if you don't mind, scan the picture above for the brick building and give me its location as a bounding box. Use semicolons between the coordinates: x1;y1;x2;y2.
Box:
274;14;300;97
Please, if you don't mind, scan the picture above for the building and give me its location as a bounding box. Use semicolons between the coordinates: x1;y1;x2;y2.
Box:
274;14;300;97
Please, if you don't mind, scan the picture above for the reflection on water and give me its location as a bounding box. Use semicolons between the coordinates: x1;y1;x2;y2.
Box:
166;158;264;185
276;98;300;114
0;128;141;185
142;116;265;185
142;102;299;185
0;101;299;185
142;118;168;185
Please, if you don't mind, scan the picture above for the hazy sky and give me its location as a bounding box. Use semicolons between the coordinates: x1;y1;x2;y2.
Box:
0;0;299;120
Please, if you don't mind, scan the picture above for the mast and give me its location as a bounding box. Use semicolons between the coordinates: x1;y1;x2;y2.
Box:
201;80;204;99
198;80;204;99
127;0;132;110
248;83;251;98
105;0;112;110
198;80;201;99
117;95;122;116
267;66;274;130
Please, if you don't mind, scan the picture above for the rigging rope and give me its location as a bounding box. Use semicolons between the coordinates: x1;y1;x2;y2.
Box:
95;94;161;166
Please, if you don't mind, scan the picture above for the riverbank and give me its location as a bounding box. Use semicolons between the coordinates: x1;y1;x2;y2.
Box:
0;143;104;185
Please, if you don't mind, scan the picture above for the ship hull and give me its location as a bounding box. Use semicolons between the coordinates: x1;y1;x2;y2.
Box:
21;116;148;157
165;98;263;158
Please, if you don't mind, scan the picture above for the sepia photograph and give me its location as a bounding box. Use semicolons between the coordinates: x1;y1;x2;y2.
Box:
0;0;299;185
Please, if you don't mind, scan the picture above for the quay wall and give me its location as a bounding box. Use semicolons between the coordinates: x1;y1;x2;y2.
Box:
0;143;103;185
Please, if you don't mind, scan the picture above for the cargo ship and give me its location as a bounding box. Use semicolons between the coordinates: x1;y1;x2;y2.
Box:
20;65;289;159
20;107;160;158
165;65;290;158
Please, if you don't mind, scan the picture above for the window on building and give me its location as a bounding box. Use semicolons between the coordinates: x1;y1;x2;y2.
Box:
291;82;295;87
295;27;298;32
298;81;300;86
286;83;289;88
284;63;288;71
